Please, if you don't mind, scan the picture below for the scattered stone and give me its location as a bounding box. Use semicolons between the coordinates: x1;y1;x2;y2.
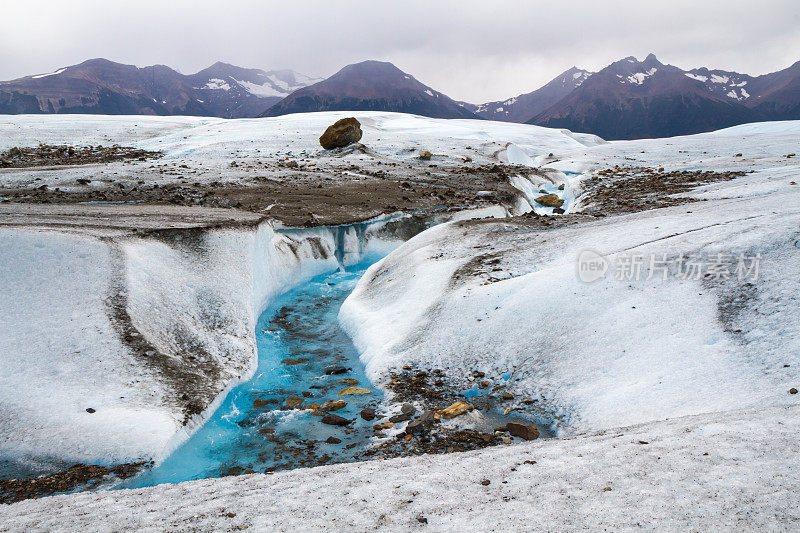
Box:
500;391;514;401
0;461;151;504
417;516;428;525
319;118;363;149
284;160;299;168
321;399;347;412
321;414;352;426
480;479;491;486
790;388;798;395
553;207;566;214
339;386;372;396
337;378;360;385
435;401;473;419
374;422;394;431
325;436;342;444
418;150;433;160
401;403;416;415
406;410;437;434
324;365;348;375
558;184;565;190
282;357;310;365
360;408;376;421
302;391;313;398
85;408;96;413
534;194;564;208
505;422;539;440
253;399;271;408
284;396;305;409
389;413;412;423
304;403;321;411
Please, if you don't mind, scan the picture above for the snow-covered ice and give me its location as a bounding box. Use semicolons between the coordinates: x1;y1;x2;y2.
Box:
1;404;798;531
341;120;800;434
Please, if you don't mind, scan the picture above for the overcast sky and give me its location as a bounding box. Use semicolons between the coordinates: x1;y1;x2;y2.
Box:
1;0;798;103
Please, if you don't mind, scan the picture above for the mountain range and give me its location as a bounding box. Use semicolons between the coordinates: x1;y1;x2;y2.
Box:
0;59;321;118
1;55;798;139
259;61;477;119
529;54;800;139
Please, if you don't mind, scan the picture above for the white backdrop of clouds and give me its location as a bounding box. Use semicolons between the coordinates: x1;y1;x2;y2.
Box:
1;0;798;103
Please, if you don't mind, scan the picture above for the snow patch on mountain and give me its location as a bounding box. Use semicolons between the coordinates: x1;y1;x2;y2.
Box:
624;68;657;84
30;68;66;79
236;79;284;98
201;78;232;91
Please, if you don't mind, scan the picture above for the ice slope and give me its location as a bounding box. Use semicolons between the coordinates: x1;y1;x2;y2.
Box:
0;112;600;189
2;404;798;531
340;122;800;433
0;213;402;468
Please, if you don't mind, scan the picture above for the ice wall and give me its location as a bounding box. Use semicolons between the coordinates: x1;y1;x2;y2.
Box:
0;216;407;469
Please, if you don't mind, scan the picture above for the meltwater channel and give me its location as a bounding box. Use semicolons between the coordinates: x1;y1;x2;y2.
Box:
125;260;384;488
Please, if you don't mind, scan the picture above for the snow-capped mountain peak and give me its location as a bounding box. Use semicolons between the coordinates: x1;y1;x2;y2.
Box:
473;66;594;122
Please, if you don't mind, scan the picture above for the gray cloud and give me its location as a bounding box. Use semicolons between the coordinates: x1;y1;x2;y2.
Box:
1;0;798;103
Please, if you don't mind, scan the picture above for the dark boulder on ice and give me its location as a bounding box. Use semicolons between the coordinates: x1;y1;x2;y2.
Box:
319;117;362;149
360;407;376;421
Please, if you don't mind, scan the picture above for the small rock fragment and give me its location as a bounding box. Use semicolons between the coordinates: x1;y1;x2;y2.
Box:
281;357;310;366
506;422;539;440
324;365;348;375
360;408;376;421
534;194;564;208
321;399;347;412
435;401;473;419
339;386;371;396
284;396;305;409
321;414;352;426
